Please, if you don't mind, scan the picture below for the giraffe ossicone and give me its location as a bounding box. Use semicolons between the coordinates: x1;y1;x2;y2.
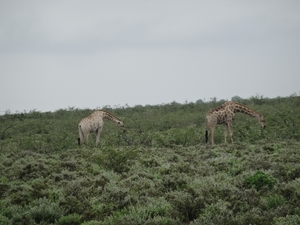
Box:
206;101;266;145
78;110;125;146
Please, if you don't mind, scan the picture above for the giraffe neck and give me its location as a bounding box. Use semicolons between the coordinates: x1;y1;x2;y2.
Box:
231;102;262;119
101;110;121;124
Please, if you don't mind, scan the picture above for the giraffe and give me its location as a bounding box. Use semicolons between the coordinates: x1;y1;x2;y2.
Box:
206;101;266;145
78;110;125;146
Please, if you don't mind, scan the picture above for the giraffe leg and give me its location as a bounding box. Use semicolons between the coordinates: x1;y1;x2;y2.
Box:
225;124;232;143
226;120;234;144
85;133;89;145
210;128;215;145
207;119;217;145
96;127;102;146
224;126;228;144
228;126;234;144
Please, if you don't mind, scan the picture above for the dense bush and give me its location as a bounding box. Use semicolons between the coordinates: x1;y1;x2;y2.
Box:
0;95;300;224
246;171;276;191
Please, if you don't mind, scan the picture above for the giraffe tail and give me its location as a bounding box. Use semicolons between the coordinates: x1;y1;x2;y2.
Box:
205;130;208;144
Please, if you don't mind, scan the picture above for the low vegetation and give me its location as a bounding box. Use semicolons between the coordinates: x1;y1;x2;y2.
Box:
1;95;300;224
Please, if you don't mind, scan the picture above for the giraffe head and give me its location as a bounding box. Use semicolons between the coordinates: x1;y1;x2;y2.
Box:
117;120;126;132
117;120;124;127
258;115;266;129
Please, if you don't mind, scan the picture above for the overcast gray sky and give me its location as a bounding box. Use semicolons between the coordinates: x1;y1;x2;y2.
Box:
1;1;300;114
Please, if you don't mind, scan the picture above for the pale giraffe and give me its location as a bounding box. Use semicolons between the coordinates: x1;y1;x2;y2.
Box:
78;110;125;146
206;101;266;145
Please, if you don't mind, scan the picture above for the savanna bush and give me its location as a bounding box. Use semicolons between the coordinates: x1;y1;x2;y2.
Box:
100;183;134;210
246;171;276;191
28;198;63;224
153;127;200;148
94;147;139;173
273;215;300;225
277;178;300;206
1;96;300;225
191;200;233;225
166;191;204;222
0;215;12;225
92;198;180;225
261;194;286;210
56;213;82;225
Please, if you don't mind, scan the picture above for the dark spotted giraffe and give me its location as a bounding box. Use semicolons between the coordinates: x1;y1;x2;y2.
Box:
206;101;266;145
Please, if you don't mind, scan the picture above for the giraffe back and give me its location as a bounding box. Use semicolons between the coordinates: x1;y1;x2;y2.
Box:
79;111;104;132
206;102;235;126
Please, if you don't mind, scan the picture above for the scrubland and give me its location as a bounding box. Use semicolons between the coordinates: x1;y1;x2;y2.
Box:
0;95;300;225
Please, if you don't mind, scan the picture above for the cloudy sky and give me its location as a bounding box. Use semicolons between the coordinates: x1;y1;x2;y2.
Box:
1;1;300;113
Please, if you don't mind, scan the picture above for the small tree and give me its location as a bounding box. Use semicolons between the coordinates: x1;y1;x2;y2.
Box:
218;99;226;104
231;96;243;103
196;99;204;105
251;94;265;105
210;97;217;106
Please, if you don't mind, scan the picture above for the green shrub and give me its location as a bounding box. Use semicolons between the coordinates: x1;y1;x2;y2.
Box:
29;198;63;224
246;171;276;191
261;194;286;210
166;191;204;222
56;213;82;225
153;128;199;147
94;147;139;173
81;221;102;225
99;183;134;210
191;200;233;225
0;201;25;224
144;216;180;225
0;215;12;225
94;198;179;225
273;215;300;225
